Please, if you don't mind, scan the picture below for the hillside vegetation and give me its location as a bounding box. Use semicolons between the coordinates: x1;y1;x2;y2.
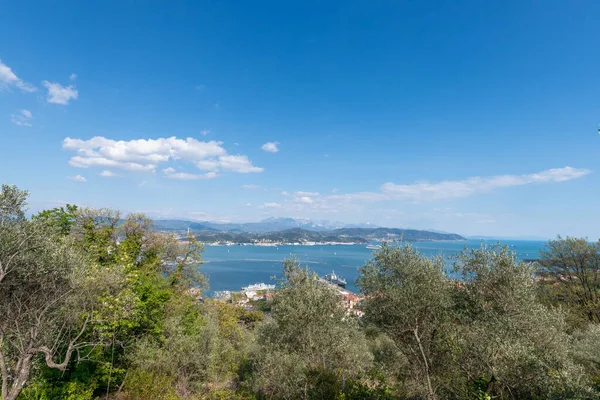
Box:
1;184;599;400
185;227;464;244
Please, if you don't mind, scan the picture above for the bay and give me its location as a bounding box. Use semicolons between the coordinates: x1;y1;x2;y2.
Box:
198;239;548;295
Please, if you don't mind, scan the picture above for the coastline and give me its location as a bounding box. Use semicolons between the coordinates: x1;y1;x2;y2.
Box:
201;239;468;247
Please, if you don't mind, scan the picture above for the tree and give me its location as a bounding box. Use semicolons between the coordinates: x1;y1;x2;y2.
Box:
32;204;78;236
23;206;208;398
0;186;108;400
450;245;594;399
357;244;452;400
0;185;29;285
537;236;600;324
252;259;372;399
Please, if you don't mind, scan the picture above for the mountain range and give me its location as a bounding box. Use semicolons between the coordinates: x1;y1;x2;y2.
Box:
153;217;378;233
153;218;466;244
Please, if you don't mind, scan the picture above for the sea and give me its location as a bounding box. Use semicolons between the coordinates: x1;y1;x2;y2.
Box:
198;239;548;296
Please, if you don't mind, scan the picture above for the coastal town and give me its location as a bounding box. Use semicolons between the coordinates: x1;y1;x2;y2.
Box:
213;273;365;318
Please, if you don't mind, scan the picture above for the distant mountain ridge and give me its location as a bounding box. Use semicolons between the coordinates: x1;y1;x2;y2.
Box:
153;217;378;233
152;218;466;244
191;227;464;244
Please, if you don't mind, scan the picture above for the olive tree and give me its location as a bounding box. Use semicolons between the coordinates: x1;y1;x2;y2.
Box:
357;244;452;400
0;185;109;400
252;259;372;399
451;245;595;399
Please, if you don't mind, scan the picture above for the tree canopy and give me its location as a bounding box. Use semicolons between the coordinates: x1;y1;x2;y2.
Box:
2;184;600;400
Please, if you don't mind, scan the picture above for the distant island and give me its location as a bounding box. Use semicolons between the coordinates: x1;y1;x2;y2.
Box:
153;218;466;245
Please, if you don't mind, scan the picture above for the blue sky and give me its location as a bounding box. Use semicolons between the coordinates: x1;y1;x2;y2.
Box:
1;1;599;238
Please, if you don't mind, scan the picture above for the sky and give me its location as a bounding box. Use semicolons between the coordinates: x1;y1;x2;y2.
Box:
1;0;599;238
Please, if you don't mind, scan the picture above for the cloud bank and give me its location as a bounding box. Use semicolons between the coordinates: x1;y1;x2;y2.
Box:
378;166;591;201
63;136;263;177
268;167;590;214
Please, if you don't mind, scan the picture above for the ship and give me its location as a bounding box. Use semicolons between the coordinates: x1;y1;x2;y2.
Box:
242;283;276;291
366;244;382;250
324;271;347;288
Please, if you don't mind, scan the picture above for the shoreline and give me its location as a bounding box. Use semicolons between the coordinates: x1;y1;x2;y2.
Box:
201;240;468;247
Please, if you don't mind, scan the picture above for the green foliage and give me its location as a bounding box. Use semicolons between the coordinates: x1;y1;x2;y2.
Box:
32;204;78;236
572;324;600;391
447;244;595;399
0;184;28;223
6;185;600;400
537;236;600;325
1;186;109;400
19;380;95;400
250;259;372;399
357;244;452;399
124;298;255;399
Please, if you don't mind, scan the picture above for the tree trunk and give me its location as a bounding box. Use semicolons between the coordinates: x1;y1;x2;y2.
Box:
5;354;33;400
414;327;437;400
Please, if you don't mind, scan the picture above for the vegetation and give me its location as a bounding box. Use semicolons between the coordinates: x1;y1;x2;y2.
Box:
2;184;600;399
184;227;465;245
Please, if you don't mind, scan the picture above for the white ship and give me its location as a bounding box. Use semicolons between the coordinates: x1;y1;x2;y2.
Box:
366;244;381;250
242;282;275;291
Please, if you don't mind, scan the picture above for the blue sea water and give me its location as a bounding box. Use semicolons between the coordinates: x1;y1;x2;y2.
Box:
198;240;547;295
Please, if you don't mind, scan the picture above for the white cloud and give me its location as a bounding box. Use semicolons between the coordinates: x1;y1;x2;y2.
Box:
69;73;77;81
287;191;321;204
294;191;320;197
201;129;210;136
262;202;282;208
0;59;36;92
63;136;263;176
280;191;290;196
261;142;280;153
217;155;264;173
196;159;220;171
379;166;591;201
262;167;591;216
68;156;156;172
11;109;33;126
67;174;86;182
196;84;205;90
163;167;218;180
42;81;78;104
99;170;116;177
241;184;260;189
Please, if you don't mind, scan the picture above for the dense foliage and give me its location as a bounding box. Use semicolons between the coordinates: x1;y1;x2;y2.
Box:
2;185;600;399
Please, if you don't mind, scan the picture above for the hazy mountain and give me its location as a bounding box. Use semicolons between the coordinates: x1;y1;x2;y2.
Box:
154;217;379;233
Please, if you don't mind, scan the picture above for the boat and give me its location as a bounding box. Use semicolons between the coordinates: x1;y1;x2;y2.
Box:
366;244;381;250
324;271;347;288
242;283;276;291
